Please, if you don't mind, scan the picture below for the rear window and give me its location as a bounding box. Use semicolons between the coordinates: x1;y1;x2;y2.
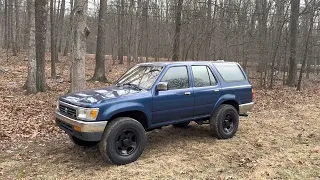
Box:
214;63;246;82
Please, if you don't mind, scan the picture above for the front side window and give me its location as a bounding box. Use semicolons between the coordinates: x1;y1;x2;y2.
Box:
192;66;217;87
214;63;246;82
117;65;164;90
161;66;189;90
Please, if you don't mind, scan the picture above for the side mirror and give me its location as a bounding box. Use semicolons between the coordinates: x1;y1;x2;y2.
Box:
156;82;168;91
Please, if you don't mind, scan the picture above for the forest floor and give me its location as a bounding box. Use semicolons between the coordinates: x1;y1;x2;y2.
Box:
0;53;319;180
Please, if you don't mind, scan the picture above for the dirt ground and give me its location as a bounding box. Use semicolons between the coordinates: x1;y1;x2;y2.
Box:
0;54;319;179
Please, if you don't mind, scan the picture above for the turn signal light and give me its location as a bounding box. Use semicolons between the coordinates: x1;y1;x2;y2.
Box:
252;88;254;100
90;109;98;119
74;126;81;132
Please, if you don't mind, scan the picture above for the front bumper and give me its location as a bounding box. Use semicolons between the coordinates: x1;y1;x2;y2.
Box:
239;102;254;115
55;111;107;141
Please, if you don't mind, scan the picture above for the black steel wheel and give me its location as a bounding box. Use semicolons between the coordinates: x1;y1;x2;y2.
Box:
115;129;139;156
99;117;146;165
223;114;236;134
210;104;239;139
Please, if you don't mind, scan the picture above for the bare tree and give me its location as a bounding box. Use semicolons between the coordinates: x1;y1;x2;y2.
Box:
14;0;20;52
117;0;124;64
26;0;37;94
134;0;142;63
71;0;90;92
286;0;300;86
50;0;57;79
9;0;17;55
91;0;107;82
4;0;8;49
297;2;315;91
63;0;73;56
142;0;149;62
172;0;183;61
35;0;48;92
58;0;65;52
204;0;212;61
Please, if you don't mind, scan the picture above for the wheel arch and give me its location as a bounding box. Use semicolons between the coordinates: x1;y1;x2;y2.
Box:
211;94;239;116
107;110;149;129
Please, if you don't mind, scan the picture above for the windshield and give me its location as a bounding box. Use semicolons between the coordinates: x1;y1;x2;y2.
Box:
116;65;164;90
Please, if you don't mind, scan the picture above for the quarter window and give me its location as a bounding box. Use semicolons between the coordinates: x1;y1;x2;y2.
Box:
192;66;217;87
161;66;189;90
214;63;246;82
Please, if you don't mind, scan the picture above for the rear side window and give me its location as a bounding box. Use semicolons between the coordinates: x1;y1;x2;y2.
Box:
192;66;217;87
214;63;246;82
161;66;189;90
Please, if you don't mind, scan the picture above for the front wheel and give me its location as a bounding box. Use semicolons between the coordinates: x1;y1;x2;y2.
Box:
210;104;239;139
99;117;146;165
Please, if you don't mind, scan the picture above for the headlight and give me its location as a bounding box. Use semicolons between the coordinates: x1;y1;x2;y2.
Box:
77;108;99;121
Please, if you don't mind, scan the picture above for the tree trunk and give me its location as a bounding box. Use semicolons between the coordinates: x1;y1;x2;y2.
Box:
143;0;149;62
269;0;285;89
172;0;183;61
134;0;141;63
258;0;268;87
9;0;17;56
297;6;314;91
57;0;65;52
23;0;29;49
286;0;300;86
50;0;57;79
14;0;20;52
127;0;134;69
71;0;89;92
63;0;73;56
4;0;8;49
204;0;212;61
117;0;124;64
92;0;107;82
35;0;48;92
26;0;37;94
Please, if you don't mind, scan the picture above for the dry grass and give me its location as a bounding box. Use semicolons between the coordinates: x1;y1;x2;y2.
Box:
0;53;319;179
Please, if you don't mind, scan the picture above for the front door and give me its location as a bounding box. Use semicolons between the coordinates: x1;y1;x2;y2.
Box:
152;66;194;125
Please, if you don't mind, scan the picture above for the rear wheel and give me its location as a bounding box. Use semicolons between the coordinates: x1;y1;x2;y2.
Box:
69;135;99;147
172;121;190;128
210;104;239;139
99;117;146;165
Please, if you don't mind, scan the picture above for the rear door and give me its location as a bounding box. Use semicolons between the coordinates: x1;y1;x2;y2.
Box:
152;65;194;125
191;65;221;118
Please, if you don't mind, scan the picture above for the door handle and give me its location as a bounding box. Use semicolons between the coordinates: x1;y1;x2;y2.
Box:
184;92;191;95
214;89;220;92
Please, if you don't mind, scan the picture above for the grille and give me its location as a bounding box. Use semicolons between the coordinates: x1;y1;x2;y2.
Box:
59;104;77;118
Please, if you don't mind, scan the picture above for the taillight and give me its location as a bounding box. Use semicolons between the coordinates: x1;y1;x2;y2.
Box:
252;87;254;100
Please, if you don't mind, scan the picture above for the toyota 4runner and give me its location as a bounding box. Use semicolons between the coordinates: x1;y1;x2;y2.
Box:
56;61;254;165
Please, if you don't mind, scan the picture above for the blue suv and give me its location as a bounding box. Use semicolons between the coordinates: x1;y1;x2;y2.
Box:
56;61;254;165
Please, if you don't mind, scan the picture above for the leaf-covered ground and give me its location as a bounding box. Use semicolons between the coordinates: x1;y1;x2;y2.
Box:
0;54;319;179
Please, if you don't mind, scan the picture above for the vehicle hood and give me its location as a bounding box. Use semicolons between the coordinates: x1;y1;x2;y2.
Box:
59;85;144;107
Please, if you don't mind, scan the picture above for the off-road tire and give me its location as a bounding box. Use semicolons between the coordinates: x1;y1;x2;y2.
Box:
69;135;99;147
210;104;239;139
172;121;190;128
99;117;146;165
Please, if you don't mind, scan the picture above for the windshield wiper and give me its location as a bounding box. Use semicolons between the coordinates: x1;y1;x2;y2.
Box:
120;83;143;91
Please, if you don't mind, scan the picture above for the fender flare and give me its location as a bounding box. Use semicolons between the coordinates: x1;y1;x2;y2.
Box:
103;102;151;127
210;94;239;117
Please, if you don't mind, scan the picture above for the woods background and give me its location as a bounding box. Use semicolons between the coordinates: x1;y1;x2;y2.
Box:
0;0;319;92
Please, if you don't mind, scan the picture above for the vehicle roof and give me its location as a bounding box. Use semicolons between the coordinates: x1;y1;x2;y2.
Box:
138;60;238;66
